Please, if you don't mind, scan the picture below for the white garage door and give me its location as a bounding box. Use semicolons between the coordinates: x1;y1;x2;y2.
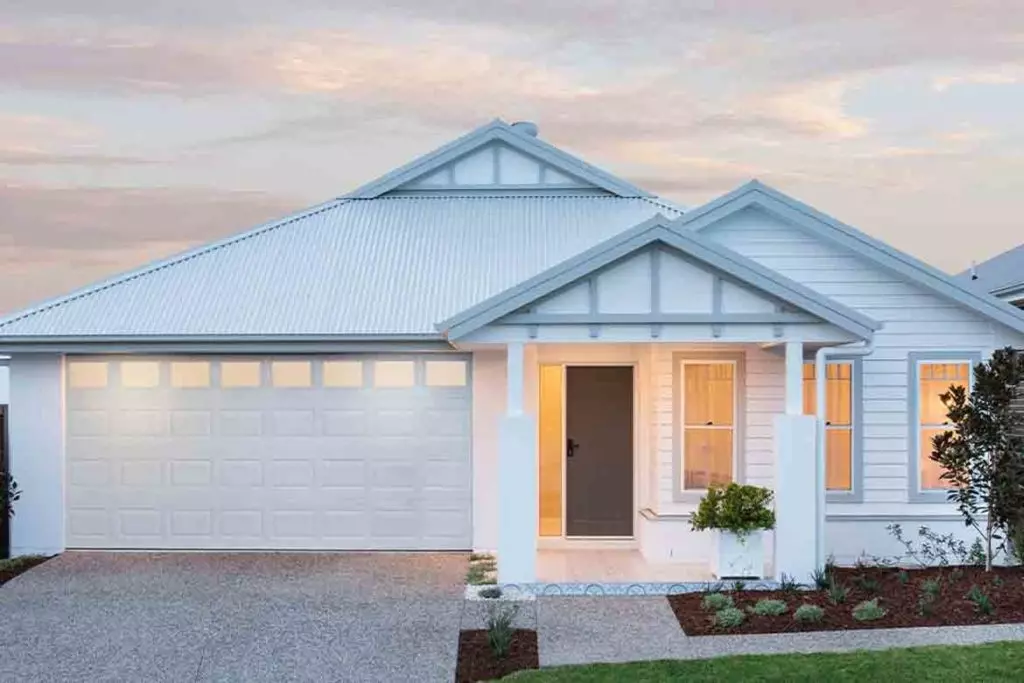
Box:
64;355;472;550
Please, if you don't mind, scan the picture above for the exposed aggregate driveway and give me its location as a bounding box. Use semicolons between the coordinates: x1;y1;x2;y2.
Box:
0;552;467;682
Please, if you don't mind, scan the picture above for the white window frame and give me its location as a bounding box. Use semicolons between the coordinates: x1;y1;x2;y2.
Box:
803;359;863;502
908;351;981;503
673;352;745;502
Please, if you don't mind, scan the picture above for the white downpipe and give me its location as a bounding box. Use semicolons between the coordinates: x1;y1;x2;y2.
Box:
814;340;873;567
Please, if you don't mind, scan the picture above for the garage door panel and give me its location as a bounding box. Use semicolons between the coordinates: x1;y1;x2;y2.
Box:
66;354;471;550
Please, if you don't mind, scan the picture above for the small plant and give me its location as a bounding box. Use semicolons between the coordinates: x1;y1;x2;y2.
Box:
485;602;520;658
992;575;1004;588
918;595;936;616
701;593;734;611
886;524;987;568
731;580;747;593
1;473;20;518
793;604;825;623
750;599;788;616
466;555;498;585
690;483;776;537
921;578;942;598
469;552;492;562
967;539;987;566
896;570;910;585
778;573;800;592
712;607;746;628
852;598;886;622
478;586;502;599
826;579;849;605
810;566;832;590
950;566;965;582
966;585;994;615
854;575;881;594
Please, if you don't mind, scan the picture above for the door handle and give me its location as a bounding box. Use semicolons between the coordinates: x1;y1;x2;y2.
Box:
567;438;579;458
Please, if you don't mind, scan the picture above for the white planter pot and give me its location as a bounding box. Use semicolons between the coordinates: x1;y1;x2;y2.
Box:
711;530;765;579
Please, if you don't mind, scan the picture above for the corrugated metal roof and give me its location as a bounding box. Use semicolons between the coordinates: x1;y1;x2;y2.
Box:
957;243;1024;295
0;195;680;337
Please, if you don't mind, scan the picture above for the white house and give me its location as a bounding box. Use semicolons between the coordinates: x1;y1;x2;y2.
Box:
3;120;1023;585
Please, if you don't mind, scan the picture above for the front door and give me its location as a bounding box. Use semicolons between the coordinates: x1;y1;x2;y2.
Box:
565;366;633;537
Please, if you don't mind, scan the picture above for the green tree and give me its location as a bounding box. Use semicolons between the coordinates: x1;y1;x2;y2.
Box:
930;347;1024;570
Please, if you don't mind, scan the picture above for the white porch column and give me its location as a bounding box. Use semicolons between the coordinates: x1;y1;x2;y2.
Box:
774;341;817;583
9;355;66;556
498;342;538;584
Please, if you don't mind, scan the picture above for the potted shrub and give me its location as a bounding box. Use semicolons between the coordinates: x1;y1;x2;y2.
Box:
690;483;775;579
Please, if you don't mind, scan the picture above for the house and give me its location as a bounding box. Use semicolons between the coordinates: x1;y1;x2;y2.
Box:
3;119;1024;585
960;244;1024;308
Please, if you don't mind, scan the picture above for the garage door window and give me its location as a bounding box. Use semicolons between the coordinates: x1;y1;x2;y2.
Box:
171;361;210;388
323;361;363;388
425;361;466;387
374;361;415;388
272;361;311;387
69;361;109;388
220;361;261;388
121;361;160;388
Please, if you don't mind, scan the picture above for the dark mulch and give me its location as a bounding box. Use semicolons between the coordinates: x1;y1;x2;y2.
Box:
0;555;50;587
668;565;1024;636
455;630;539;683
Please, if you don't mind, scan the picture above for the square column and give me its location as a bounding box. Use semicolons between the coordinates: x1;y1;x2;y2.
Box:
784;341;803;415
498;343;538;584
9;355;65;556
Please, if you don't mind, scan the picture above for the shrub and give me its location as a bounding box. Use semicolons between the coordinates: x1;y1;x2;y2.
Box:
887;524;985;568
750;599;788;616
992;575;1004;588
486;602;520;658
966;585;994;615
778;573;800;592
793;604;825;623
701;593;734;611
690;483;776;537
897;570;910;585
827;580;849;605
731;580;747;593
852;598;886;622
478;586;502;599
921;578;941;598
712;607;746;628
854;575;881;594
810;566;832;590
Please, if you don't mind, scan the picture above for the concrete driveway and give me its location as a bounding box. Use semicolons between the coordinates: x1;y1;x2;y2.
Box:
0;552;467;682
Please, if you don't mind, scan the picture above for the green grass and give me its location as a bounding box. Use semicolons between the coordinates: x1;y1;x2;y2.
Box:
0;555;48;573
507;642;1024;682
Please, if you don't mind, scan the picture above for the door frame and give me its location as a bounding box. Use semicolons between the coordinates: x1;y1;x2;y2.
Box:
538;361;639;546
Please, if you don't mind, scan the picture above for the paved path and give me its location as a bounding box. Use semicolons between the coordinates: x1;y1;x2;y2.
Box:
0;552;466;682
535;596;1024;667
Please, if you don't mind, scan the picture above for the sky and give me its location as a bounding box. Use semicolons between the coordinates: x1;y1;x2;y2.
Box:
2;1;1023;314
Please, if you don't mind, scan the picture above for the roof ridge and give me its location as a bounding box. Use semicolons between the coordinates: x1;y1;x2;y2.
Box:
0;197;351;330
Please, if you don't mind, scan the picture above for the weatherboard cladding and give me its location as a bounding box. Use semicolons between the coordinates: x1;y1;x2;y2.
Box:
0;196;679;337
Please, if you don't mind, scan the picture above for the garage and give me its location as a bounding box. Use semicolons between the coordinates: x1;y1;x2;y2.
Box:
63;355;472;550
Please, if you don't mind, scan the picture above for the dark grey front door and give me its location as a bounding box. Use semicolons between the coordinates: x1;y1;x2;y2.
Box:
565;366;634;537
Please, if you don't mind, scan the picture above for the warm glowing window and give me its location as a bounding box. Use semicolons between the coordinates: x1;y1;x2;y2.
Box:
221;361;261;388
121;361;160;388
680;361;735;490
170;361;210;388
68;361;108;389
538;365;563;537
803;362;853;491
271;361;311;388
374;361;415;388
425;361;467;387
917;361;970;490
323;361;363;388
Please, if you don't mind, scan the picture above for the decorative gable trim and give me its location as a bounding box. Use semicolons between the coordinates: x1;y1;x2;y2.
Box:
345;119;652;199
681;180;1024;336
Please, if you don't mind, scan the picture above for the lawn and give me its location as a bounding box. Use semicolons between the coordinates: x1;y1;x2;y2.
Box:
507;642;1024;682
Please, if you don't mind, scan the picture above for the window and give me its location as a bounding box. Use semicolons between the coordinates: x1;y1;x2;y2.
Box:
323;361;363;388
915;359;972;491
678;360;737;491
374;361;415;388
68;361;108;388
803;362;853;491
221;361;261;388
170;361;210;388
425;361;467;387
271;361;311;388
121;361;160;388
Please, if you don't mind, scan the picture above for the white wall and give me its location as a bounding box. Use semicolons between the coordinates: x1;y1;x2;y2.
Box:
472;351;505;551
0;366;8;404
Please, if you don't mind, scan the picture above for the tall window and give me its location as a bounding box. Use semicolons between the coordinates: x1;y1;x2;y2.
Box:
917;361;971;490
803;362;853;491
680;360;736;490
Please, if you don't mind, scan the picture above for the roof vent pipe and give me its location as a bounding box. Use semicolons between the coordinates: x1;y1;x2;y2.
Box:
511;121;539;137
970;261;978;281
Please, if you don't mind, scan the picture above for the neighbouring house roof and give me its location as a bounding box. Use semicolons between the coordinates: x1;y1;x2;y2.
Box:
0;195;679;338
681;180;1024;336
440;216;882;341
956;243;1024;303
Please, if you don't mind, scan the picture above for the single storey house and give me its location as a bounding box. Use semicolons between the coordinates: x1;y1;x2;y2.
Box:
4;120;1023;584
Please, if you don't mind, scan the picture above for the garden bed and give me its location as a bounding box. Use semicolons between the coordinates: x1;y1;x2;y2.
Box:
0;555;50;587
455;629;539;683
668;565;1024;636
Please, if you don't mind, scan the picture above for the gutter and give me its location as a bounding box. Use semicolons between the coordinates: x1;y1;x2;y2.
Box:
814;339;874;567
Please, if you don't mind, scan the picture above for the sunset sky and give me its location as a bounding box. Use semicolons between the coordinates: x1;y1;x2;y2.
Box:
2;1;1023;314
